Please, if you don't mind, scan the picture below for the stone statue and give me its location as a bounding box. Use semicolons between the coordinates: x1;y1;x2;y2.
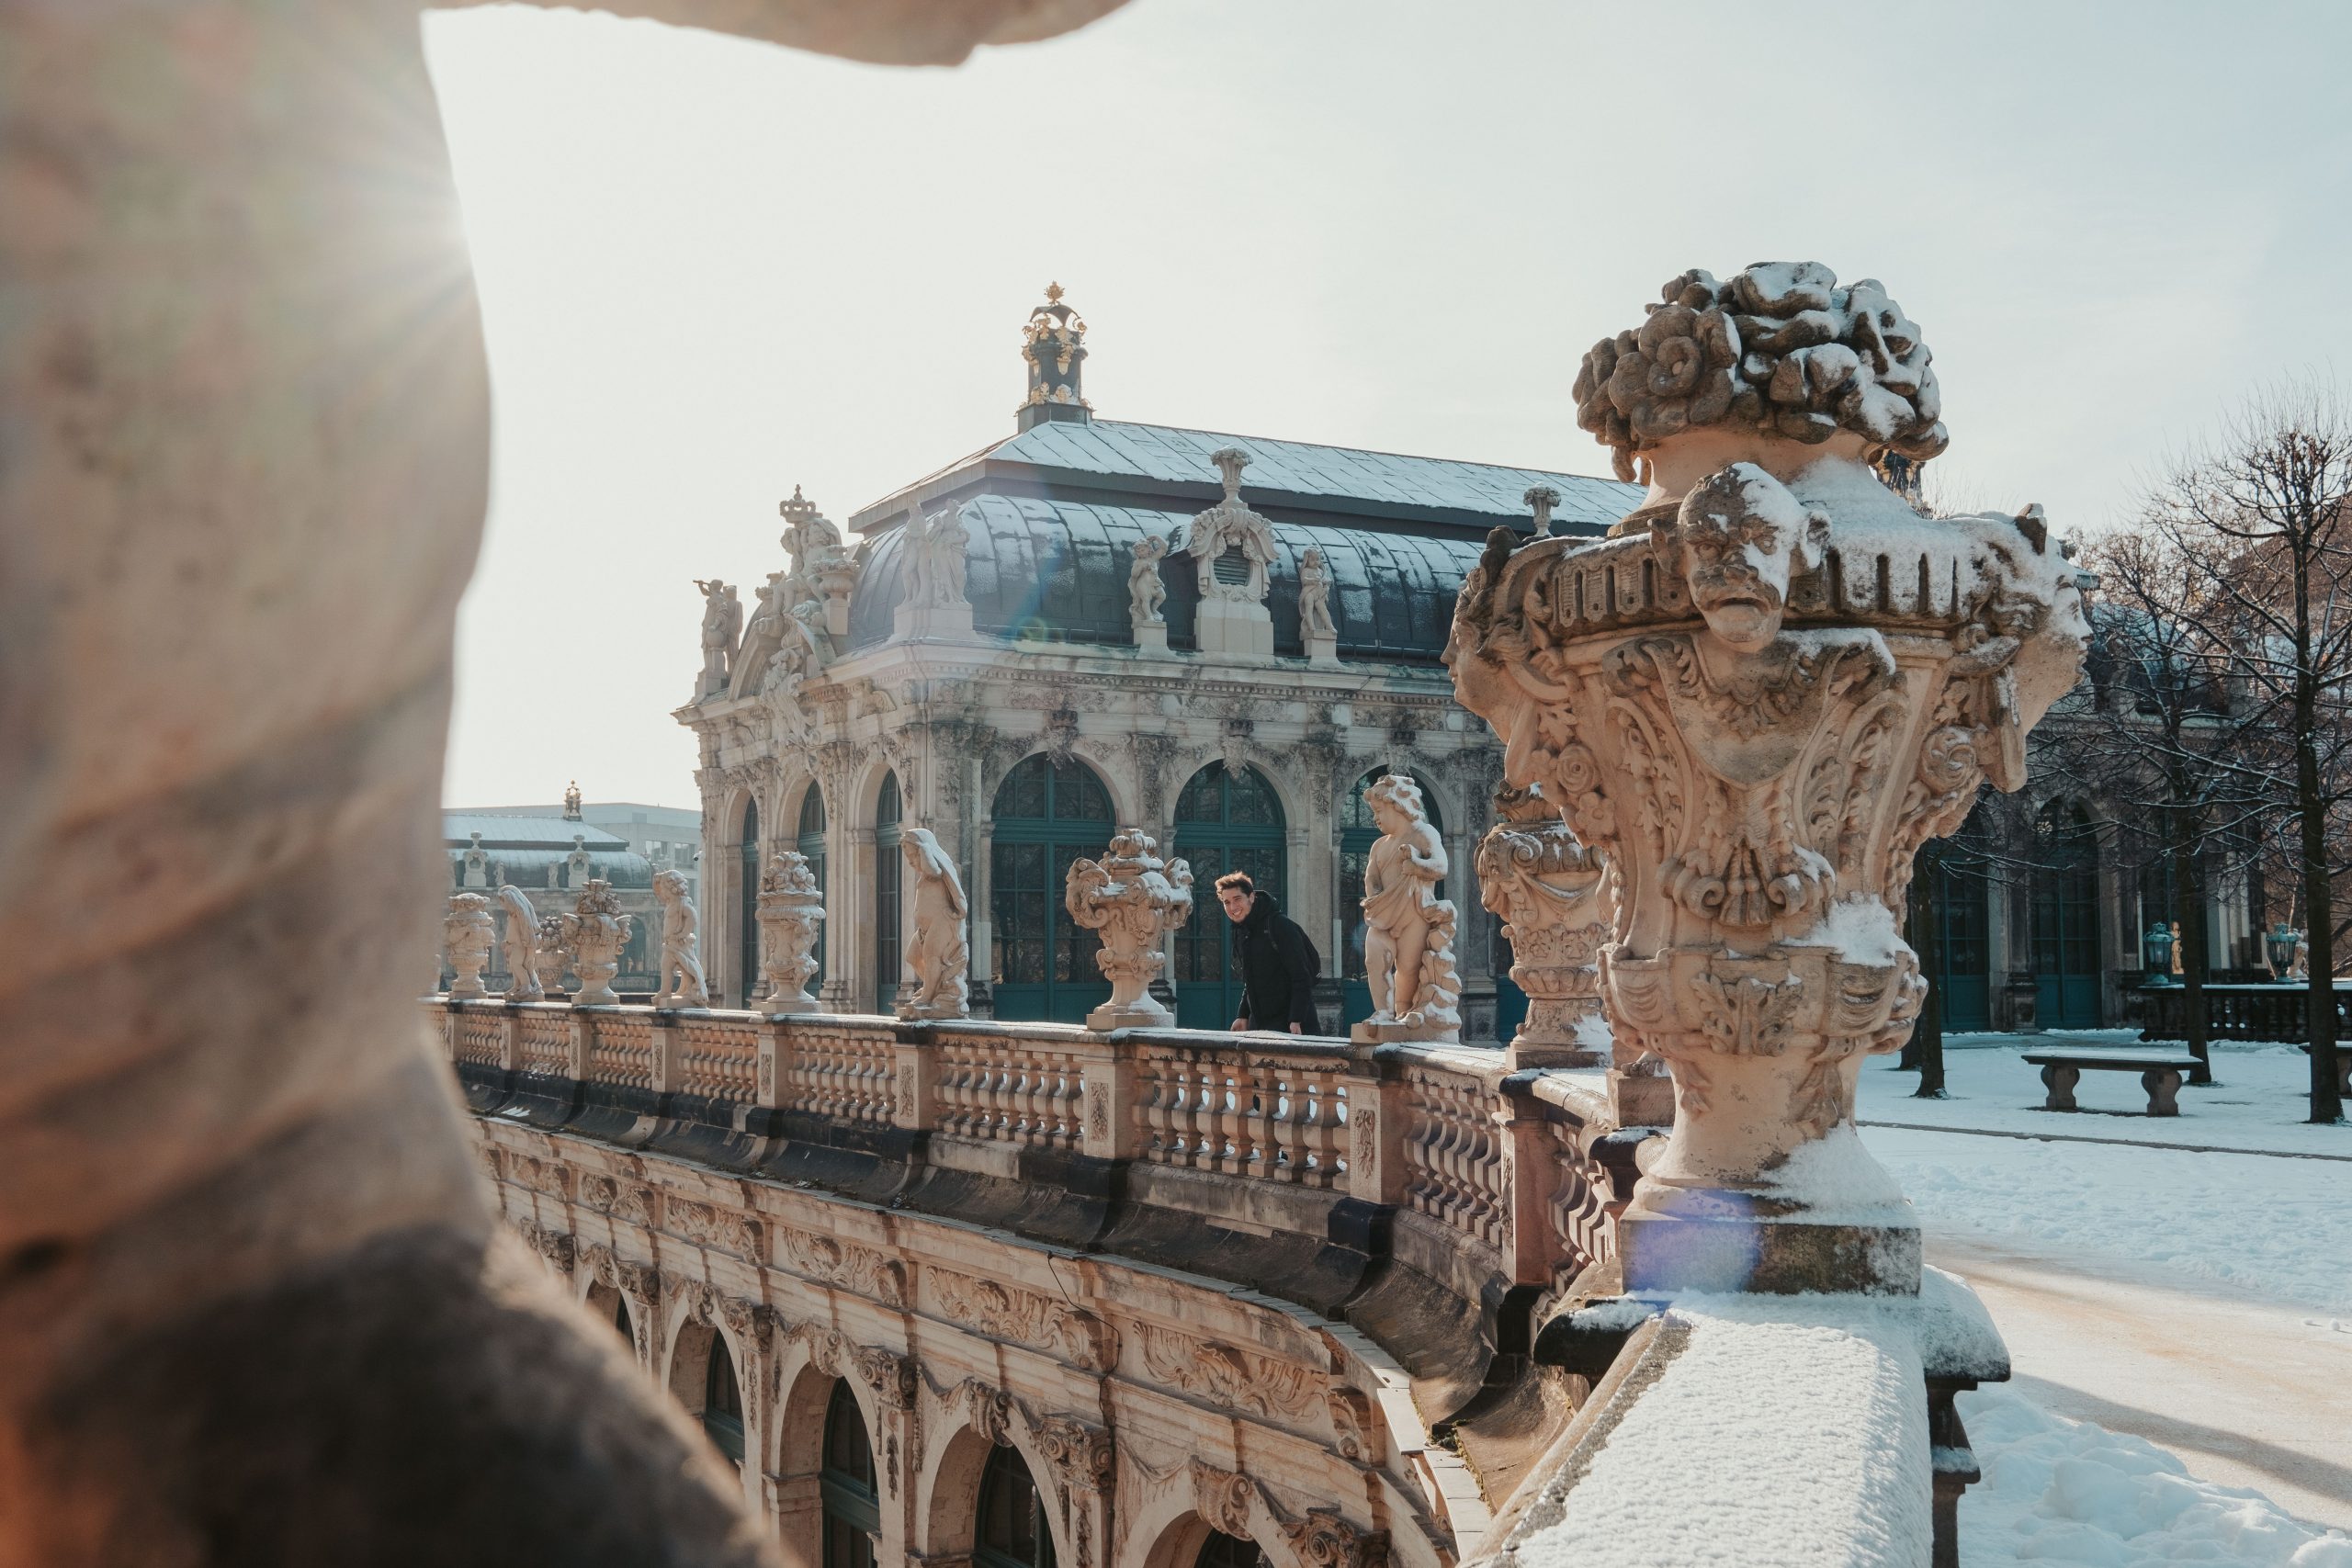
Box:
1452;261;2089;1294
1525;484;1562;536
755;850;826;1016
1186;447;1279;604
1351;775;1461;1043
1065;829;1194;1030
1298;546;1337;639
1475;786;1609;1068
694;578;741;697
650;869;707;1008
443;892;495;999
904;504;971;609
532;913;572;999
896;828;970;1020
556;878;635;1008
563;779;582;820
1128;535;1169;625
497;885;543;1002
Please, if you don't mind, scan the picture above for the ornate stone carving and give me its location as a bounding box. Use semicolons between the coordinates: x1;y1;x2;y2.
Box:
503;1154;571;1200
495;885;543;1002
1136;1325;1318;1419
782;485;862;644
695;577;741;698
896;828;970;1020
1185;448;1278;657
904;502;971;610
1034;1415;1114;1492
1280;1511;1388;1568
755;850;825;1016
651;869;708;1008
556;879;634;1007
968;1382;1017;1449
1569;262;1948;484
852;1345;920;1410
1299;545;1339;665
1450;268;2088;1293
1325;1389;1374;1462
510;1219;575;1276
1476;785;1608;1067
1128;534;1169;626
776;1228;908;1306
1188;1461;1257;1539
1526;483;1562;536
663;1198;760;1255
931;1271;1118;1371
1349;775;1461;1044
530;914;571;998
443;892;495;998
1064;829;1194;1031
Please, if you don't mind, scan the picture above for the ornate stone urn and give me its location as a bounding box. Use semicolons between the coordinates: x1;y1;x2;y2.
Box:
1476;784;1610;1069
1448;263;2089;1294
557;878;634;1008
531;915;572;1000
443;893;495;999
1065;829;1196;1031
756;850;826;1017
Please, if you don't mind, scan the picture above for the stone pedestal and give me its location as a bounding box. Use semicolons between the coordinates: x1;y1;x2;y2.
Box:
1133;619;1169;654
1447;263;2089;1295
1305;626;1341;668
894;600;978;643
1193;597;1272;658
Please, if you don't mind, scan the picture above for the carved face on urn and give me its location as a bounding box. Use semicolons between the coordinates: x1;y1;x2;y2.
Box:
1652;463;1828;654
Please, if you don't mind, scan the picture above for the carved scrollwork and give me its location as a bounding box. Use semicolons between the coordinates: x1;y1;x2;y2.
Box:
1188;1461;1257;1540
854;1346;920;1411
931;1271;1118;1372
1136;1325;1319;1420
1034;1416;1114;1493
776;1228;909;1307
1280;1510;1389;1568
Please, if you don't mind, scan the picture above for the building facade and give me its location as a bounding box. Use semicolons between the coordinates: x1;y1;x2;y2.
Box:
443;800;665;993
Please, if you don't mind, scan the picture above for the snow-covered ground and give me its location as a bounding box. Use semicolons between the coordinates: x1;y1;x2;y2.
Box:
1850;1032;2352;1562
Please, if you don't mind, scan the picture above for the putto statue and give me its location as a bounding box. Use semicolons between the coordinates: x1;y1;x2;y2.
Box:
1128;534;1169;626
1450;261;2089;1295
1351;774;1462;1044
1298;545;1339;663
556;878;635;1008
896;828;970;1020
443;892;495;999
1475;786;1609;1069
755;850;826;1016
1065;829;1195;1031
650;868;708;1009
496;885;543;1002
694;577;741;696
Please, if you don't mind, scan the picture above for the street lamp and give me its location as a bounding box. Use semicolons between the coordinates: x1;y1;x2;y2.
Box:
2141;921;2177;986
2266;922;2302;980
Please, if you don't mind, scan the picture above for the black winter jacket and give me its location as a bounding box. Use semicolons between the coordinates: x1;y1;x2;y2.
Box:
1232;891;1322;1033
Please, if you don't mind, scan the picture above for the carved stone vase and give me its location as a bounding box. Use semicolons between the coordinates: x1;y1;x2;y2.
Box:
532;916;572;1000
1065;829;1195;1031
558;878;634;1008
1448;263;2089;1294
1475;785;1611;1069
443;893;495;999
756;850;826;1017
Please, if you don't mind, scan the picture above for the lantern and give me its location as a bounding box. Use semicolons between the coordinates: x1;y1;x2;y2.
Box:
2140;921;2177;986
2266;923;2302;979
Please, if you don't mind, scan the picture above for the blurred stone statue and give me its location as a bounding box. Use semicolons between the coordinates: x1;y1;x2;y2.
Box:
1351;774;1461;1043
443;893;495;999
496;885;542;1002
756;850;826;1015
1128;535;1168;625
557;879;634;1008
905;504;971;609
1298;546;1337;639
897;828;970;1019
650;869;707;1008
694;578;741;696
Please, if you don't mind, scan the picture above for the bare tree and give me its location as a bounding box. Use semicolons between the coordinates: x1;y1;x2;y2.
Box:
2149;382;2352;1123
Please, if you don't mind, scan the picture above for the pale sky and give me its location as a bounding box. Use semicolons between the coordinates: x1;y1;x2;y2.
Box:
424;0;2352;810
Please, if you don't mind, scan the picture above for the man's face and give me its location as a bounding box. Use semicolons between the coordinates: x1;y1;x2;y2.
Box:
1217;888;1252;923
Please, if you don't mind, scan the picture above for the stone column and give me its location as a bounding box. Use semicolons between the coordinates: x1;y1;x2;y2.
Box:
1448;262;2088;1295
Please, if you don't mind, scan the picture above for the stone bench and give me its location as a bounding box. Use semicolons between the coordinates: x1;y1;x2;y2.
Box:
2022;1047;2202;1116
2303;1043;2352;1096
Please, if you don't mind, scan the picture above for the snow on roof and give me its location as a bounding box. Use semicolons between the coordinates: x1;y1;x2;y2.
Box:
856;418;1641;531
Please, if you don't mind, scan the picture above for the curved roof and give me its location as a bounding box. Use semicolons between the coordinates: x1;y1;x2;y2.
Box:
846;493;1500;663
445;814;628;851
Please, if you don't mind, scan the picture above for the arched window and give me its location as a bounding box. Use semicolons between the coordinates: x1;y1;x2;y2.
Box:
989;756;1114;1023
613;1293;635;1348
799;784;829;991
1195;1532;1271;1568
703;1336;746;1467
975;1445;1056;1568
2031;800;2102;1027
1913;798;1993;1030
876;773;903;1011
821;1382;878;1568
1171;762;1288;1030
738;798;761;1007
1339;768;1444;1030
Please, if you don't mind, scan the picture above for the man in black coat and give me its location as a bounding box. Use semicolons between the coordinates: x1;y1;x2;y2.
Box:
1215;872;1323;1034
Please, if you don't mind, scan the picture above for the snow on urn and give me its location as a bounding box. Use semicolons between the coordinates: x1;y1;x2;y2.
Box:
1065;829;1196;1031
1447;262;2089;1294
557;879;635;1009
756;850;826;1016
443;893;495;999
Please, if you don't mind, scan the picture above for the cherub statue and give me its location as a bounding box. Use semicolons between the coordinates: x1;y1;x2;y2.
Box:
896;827;970;1019
496;884;542;1001
1357;774;1461;1041
1298;546;1337;639
650;868;708;1008
1128;535;1168;625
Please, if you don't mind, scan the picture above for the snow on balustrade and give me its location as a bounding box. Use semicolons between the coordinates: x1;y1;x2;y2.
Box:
1130;1040;1351;1189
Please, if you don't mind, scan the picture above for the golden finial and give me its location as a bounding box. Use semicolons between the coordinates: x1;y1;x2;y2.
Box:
1045;281;1064;305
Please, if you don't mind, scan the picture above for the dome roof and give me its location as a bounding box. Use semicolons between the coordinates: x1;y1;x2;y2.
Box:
846;493;1500;663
